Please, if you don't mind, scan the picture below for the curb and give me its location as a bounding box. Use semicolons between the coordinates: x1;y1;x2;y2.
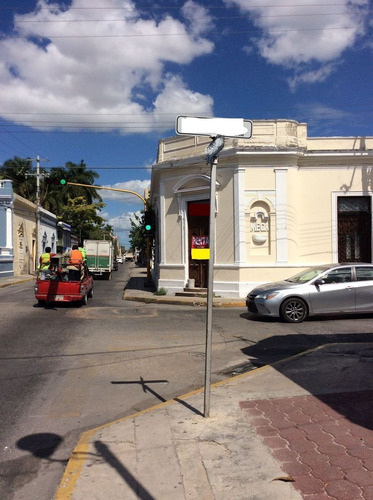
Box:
55;343;342;500
123;293;246;308
0;277;34;289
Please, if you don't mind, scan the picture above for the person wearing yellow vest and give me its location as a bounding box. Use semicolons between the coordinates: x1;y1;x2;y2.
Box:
78;245;87;262
66;245;84;280
38;247;52;279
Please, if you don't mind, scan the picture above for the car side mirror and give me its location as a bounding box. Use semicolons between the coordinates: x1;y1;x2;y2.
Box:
314;279;325;286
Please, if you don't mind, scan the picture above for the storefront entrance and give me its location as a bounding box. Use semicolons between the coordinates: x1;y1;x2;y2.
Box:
338;196;371;262
188;200;209;288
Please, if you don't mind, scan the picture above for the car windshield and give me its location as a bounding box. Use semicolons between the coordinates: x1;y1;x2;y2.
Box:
285;267;328;284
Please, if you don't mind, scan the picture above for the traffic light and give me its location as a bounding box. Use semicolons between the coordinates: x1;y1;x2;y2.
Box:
144;210;154;237
45;177;67;186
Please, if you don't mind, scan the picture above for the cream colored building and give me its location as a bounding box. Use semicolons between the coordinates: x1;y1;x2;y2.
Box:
150;119;373;298
13;194;57;276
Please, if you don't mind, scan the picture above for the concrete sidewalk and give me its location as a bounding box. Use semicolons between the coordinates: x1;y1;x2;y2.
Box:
0;273;34;288
55;343;373;500
3;266;372;498
0;264;246;307
122;264;246;307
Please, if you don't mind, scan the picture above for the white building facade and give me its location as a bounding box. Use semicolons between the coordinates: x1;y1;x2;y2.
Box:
150;119;373;298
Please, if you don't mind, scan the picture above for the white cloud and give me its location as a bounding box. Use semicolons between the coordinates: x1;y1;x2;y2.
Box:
108;209;142;247
181;0;215;36
108;212;138;231
224;0;369;85
295;101;353;133
0;0;214;131
100;179;150;204
153;74;213;118
288;63;338;90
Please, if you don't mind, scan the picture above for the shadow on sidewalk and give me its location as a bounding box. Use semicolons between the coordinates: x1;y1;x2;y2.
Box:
111;376;203;417
124;266;156;293
94;441;156;500
240;331;373;430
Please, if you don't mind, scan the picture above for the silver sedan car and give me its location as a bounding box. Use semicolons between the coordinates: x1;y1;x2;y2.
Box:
246;263;373;323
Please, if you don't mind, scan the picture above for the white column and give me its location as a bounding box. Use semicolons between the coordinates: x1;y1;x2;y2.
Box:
275;168;288;263
234;167;246;263
159;181;166;265
6;206;13;249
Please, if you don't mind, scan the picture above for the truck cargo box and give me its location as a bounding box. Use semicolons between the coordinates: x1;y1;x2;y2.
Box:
84;239;113;279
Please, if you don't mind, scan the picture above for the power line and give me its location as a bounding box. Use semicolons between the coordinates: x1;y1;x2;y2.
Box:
0;102;372;117
0;125;39;155
14;12;356;23
0;3;353;12
3;24;366;39
0;112;371;132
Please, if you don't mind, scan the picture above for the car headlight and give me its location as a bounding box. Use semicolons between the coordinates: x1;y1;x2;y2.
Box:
256;292;279;300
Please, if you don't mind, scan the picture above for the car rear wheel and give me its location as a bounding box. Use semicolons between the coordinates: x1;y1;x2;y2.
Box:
280;297;308;323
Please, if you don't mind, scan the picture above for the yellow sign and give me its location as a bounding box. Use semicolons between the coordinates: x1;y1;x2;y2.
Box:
191;248;210;260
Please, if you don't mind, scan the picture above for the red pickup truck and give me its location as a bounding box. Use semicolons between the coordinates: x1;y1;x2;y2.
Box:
34;256;93;306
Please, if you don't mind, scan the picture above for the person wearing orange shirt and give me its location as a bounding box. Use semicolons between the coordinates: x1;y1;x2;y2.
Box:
66;244;84;280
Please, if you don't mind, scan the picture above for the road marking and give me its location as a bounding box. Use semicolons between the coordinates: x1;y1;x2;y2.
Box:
45;366;95;418
70;306;159;319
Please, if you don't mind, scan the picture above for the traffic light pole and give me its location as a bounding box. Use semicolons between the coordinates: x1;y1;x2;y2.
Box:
66;182;152;285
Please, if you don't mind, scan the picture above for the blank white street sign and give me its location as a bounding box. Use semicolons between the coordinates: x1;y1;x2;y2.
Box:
176;116;252;138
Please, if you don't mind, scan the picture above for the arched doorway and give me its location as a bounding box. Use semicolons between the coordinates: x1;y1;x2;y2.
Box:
188;200;209;288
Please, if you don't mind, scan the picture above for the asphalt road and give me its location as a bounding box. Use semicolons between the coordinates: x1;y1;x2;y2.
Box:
1;263;373;499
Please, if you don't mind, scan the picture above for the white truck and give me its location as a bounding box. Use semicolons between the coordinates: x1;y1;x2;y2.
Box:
84;240;113;280
125;251;134;261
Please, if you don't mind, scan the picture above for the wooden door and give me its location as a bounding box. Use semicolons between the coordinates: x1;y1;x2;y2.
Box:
338;197;371;262
188;201;209;288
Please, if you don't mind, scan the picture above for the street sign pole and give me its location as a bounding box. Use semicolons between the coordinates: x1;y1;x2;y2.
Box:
176;116;252;418
204;151;218;418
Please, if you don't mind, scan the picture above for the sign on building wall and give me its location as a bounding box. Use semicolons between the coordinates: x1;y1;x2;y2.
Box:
191;235;210;260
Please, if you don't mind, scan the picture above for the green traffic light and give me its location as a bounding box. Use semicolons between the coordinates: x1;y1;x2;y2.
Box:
60;179;67;185
145;224;151;231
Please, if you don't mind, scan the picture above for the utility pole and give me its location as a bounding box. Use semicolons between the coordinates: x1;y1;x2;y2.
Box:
36;156;40;264
27;156;49;269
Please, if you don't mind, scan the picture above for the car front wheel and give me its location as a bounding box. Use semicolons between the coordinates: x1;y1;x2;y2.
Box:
280;297;308;323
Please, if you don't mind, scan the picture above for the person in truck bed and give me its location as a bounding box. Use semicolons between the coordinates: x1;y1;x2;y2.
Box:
65;245;84;281
37;247;52;279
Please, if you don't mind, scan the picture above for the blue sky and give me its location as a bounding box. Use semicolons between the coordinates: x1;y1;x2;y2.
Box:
0;0;372;247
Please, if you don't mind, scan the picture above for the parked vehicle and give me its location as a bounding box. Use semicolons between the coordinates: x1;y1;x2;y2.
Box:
125;252;134;261
113;259;119;271
84;240;113;280
116;256;123;264
246;263;373;323
34;255;93;306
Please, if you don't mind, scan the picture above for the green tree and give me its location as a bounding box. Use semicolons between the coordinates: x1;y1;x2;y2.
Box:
58;196;107;242
41;160;102;213
129;211;145;251
0;157;36;201
87;224;114;241
1;156;118;244
129;205;155;257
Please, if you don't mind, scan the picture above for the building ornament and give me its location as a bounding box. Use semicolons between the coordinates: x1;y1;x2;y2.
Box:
251;210;269;245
